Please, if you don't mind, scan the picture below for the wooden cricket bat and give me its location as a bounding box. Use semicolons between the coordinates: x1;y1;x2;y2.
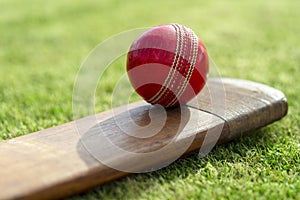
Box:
0;78;288;200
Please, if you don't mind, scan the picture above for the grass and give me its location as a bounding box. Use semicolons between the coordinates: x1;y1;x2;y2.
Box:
0;0;299;199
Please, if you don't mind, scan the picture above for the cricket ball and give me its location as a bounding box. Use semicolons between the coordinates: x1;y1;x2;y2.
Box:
127;24;209;107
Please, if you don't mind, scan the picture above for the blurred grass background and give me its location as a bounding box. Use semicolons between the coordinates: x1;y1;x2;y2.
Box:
0;0;299;199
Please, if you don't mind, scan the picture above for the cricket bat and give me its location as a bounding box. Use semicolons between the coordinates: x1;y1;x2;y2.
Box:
0;78;288;200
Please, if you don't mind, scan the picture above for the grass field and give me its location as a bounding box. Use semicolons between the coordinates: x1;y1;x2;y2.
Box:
1;0;299;199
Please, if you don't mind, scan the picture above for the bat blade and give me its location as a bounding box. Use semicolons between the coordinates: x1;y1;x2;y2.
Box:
0;78;287;200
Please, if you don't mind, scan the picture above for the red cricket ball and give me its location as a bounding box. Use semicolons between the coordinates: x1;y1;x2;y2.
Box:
127;24;209;107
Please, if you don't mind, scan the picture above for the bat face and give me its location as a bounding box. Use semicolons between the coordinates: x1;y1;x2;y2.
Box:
0;78;287;200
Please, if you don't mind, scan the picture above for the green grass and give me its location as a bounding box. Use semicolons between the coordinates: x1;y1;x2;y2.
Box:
1;0;299;199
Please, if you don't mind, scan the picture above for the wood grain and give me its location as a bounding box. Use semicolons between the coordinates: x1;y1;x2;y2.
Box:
0;78;288;200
